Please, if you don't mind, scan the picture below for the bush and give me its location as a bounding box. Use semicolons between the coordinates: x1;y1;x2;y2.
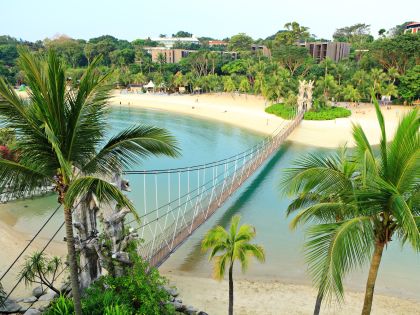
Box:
266;103;351;120
44;295;74;315
82;258;175;315
265;103;295;119
303;106;351;120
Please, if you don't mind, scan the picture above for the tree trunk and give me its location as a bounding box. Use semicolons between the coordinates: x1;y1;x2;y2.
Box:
64;207;83;315
361;242;384;315
313;290;323;315
229;263;234;315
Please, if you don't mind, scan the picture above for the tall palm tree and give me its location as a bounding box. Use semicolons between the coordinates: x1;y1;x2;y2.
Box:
282;99;419;315
201;215;265;315
0;49;179;315
282;146;359;315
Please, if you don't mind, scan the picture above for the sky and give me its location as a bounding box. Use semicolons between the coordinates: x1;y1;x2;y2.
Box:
1;0;419;42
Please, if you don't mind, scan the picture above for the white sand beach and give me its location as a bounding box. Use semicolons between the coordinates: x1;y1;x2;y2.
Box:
164;274;420;315
111;92;412;148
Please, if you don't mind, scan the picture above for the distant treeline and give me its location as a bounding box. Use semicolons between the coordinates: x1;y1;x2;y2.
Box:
0;21;419;105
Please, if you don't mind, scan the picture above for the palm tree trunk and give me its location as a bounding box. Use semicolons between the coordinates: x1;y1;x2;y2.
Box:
229;263;234;315
313;290;323;315
64;206;83;315
361;242;384;315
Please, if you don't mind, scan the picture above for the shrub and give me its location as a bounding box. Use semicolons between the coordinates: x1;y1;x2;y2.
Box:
82;258;175;315
303;106;351;120
265;103;295;119
44;295;74;315
266;103;351;120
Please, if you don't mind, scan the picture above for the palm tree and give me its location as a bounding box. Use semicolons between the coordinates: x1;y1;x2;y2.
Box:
282;147;359;315
0;49;179;315
201;215;265;315
282;99;419;315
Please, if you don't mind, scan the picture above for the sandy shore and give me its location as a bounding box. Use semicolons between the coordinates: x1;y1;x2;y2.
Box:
111;92;412;148
164;274;420;315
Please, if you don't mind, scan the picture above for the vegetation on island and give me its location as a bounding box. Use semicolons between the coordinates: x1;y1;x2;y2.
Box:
266;103;351;120
282;98;419;315
0;22;419;115
201;215;265;315
0;49;179;315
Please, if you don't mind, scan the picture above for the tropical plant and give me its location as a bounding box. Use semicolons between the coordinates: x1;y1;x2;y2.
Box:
44;295;74;315
82;257;174;315
19;252;63;295
0;48;179;315
201;215;265;315
282;99;419;315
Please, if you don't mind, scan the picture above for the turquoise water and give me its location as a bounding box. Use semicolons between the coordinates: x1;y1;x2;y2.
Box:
1;106;419;301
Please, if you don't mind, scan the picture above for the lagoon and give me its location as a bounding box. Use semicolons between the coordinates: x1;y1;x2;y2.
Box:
1;106;418;301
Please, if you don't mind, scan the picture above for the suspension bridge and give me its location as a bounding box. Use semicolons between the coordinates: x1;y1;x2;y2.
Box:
0;108;304;303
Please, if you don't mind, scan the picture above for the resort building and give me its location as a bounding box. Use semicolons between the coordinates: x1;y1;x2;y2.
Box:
251;44;271;57
146;47;192;63
300;42;350;62
151;35;200;48
404;22;420;34
208;40;228;47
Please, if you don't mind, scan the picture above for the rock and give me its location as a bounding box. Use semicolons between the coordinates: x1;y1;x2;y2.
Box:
32;286;44;298
174;298;182;304
38;292;57;302
31;300;50;312
198;312;209;315
22;296;38;303
164;286;179;297
185;305;198;315
172;301;185;311
24;309;41;315
0;298;22;313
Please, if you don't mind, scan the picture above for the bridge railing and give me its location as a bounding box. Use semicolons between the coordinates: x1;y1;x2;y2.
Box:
130;110;304;266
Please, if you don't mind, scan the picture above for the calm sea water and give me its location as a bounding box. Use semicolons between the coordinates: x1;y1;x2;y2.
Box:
1;106;418;301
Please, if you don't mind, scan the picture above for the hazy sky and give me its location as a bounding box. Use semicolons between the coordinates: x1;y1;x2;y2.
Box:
1;0;419;42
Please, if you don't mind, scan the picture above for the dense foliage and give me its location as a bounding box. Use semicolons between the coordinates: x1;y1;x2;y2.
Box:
265;103;351;120
0;22;419;106
303;107;352;120
45;258;175;315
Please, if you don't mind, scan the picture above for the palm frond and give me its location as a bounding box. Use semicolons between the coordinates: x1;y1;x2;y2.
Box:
64;176;137;219
82;125;180;175
305;217;374;303
0;158;50;195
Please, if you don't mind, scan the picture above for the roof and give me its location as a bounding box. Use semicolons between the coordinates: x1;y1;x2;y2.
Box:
144;81;155;88
406;22;420;27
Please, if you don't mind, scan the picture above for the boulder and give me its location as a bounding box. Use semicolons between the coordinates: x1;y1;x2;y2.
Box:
24;309;41;315
37;292;57;302
0;298;22;313
185;305;198;315
164;286;179;297
31;300;50;312
32;286;44;298
172;301;185;312
198;312;209;315
174;298;183;304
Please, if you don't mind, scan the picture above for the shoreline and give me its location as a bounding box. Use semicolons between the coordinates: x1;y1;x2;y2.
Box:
163;273;420;315
110;92;412;148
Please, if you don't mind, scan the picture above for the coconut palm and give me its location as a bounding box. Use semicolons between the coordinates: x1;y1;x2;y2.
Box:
282;146;359;315
282;99;419;315
202;215;265;315
0;49;179;315
342;84;361;105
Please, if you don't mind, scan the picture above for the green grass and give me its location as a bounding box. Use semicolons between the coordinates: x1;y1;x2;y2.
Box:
265;103;295;119
304;106;351;120
265;103;351;120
